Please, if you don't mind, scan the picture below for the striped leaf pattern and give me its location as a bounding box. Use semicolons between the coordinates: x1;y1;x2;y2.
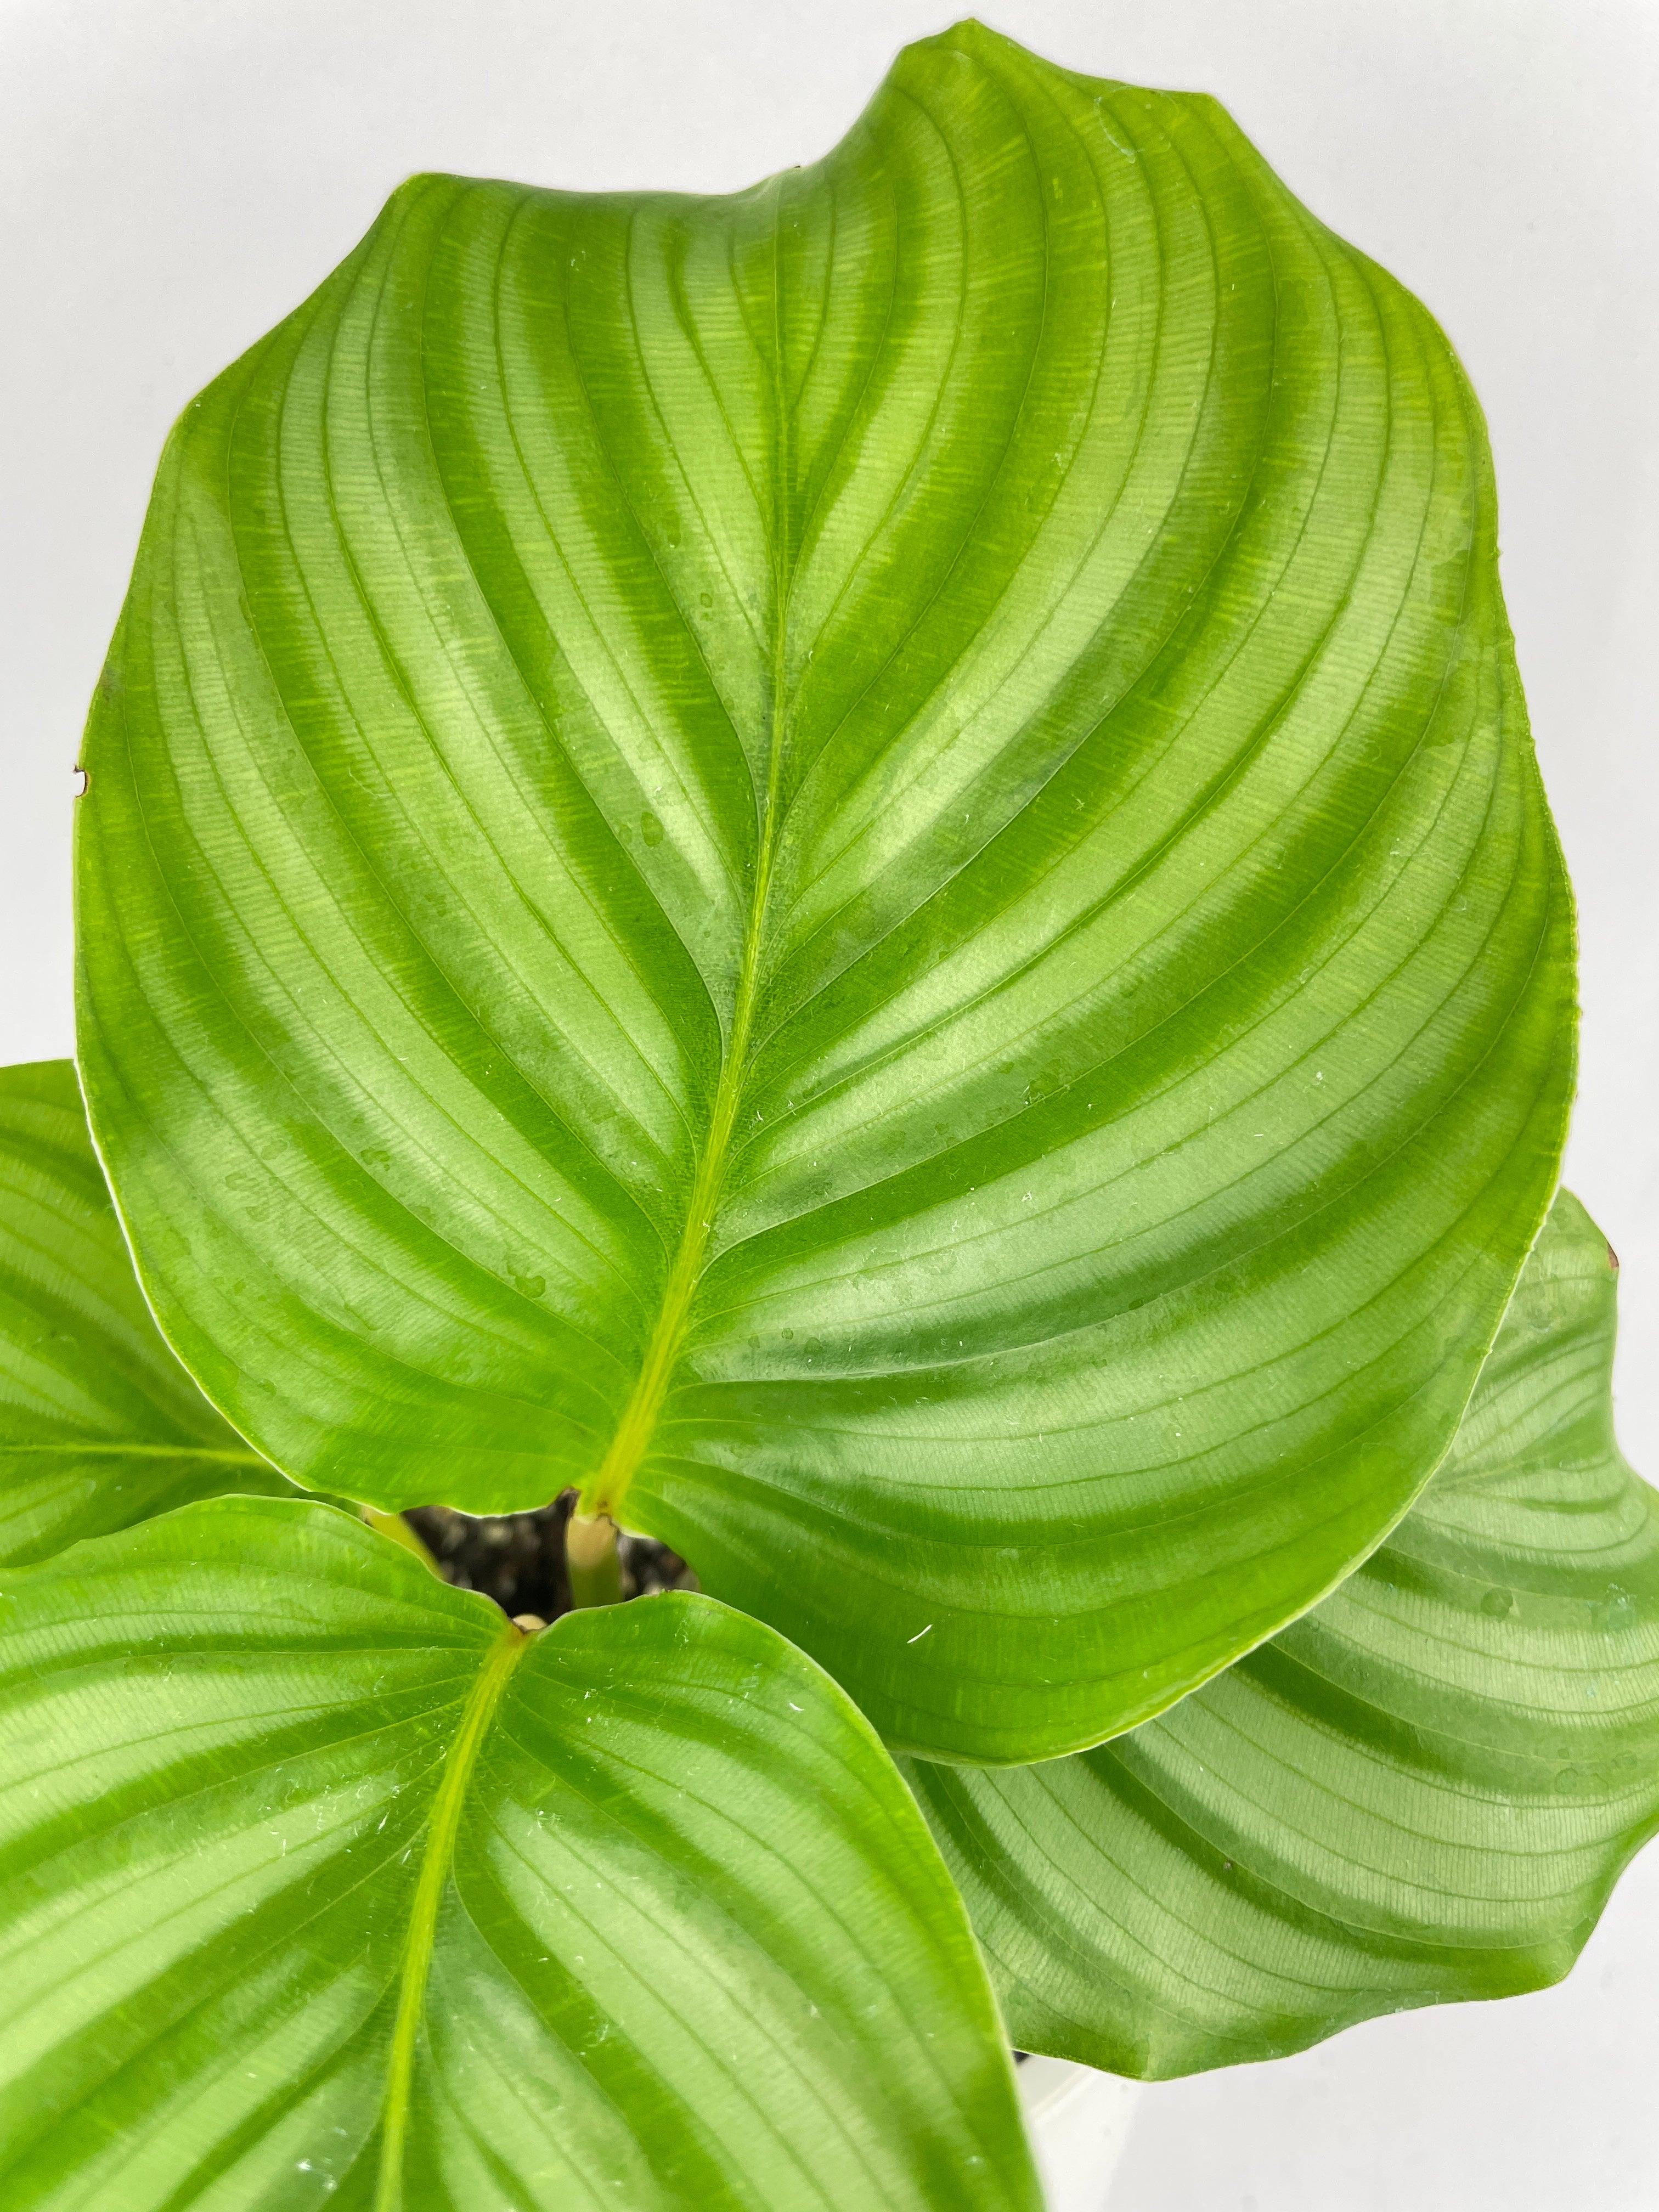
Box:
0;1059;292;1566
75;22;1573;1758
905;1193;1659;2075
0;1498;1039;2210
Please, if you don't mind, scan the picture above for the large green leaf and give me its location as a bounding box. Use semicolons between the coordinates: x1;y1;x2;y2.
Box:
0;1059;294;1565
75;21;1573;1758
0;1496;1039;2210
905;1192;1659;2076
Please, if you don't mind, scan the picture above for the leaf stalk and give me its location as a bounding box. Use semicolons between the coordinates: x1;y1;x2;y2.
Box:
566;1511;624;1609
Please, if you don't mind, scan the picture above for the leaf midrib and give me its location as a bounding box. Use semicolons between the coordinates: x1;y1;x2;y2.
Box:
374;1616;529;2210
582;177;797;1522
0;1443;265;1462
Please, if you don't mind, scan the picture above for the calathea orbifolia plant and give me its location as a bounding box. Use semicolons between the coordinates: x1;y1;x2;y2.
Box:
1;20;1653;2208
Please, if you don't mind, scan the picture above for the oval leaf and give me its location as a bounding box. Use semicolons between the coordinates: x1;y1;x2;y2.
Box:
905;1193;1659;2075
0;1059;293;1565
0;1496;1039;2209
75;22;1573;1758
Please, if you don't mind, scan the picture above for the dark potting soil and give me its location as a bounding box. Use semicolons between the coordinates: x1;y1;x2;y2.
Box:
402;1493;697;1623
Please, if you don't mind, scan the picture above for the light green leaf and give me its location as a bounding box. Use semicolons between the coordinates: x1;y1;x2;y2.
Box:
0;1496;1039;2210
905;1192;1659;2076
0;1059;294;1564
75;22;1573;1758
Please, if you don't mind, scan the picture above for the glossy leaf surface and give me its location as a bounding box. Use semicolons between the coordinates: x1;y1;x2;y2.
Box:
0;1497;1038;2210
906;1194;1659;2075
76;22;1573;1757
0;1059;292;1565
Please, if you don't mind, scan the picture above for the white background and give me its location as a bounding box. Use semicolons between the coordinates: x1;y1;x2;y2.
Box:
2;3;1654;2204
